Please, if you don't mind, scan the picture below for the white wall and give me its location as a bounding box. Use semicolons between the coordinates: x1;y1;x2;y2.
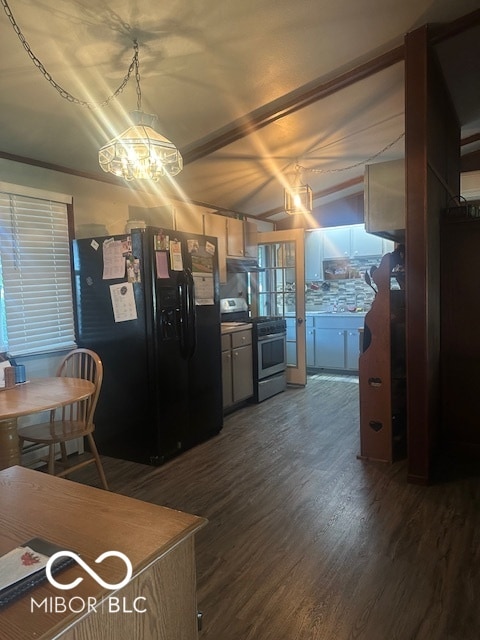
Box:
0;158;182;431
1;158;271;428
0;158;174;237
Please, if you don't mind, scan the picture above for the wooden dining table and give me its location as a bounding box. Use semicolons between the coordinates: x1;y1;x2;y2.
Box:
0;377;95;470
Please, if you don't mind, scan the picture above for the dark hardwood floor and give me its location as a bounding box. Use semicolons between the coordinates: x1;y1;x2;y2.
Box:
69;374;480;640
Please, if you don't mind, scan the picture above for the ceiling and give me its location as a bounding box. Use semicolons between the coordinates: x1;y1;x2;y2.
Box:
1;0;480;223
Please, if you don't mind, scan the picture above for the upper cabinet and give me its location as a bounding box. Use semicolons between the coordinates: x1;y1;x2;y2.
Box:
244;221;258;259
305;224;394;281
226;217;245;257
323;225;389;259
204;213;228;283
322;227;352;259
305;230;323;281
364;159;405;242
350;225;385;256
174;206;261;284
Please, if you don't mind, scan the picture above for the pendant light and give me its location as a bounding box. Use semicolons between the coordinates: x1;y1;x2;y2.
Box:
98;41;183;181
284;165;313;215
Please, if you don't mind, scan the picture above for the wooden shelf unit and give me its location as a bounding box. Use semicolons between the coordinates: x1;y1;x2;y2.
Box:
358;251;406;463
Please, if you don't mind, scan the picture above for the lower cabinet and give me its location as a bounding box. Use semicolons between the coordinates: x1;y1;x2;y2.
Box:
314;328;346;369
306;316;315;368
306;315;364;372
346;329;362;370
221;329;253;409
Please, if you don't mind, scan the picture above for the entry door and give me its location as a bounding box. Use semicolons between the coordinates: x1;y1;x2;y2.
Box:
254;228;306;387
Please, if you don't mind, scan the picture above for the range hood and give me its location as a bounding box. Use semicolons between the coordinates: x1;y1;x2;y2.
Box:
226;256;264;272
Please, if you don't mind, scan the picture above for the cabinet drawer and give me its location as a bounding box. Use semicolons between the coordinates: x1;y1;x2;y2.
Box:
314;315;364;330
232;329;252;347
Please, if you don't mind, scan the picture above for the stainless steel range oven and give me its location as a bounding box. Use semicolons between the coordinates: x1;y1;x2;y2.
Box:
252;317;287;403
220;298;287;403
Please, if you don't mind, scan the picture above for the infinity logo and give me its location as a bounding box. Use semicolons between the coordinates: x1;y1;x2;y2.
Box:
46;551;133;591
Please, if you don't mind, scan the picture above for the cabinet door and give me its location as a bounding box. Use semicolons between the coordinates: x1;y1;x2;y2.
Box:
350;225;384;257
314;329;345;369
305;230;323;280
364;158;405;237
226;217;244;256
286;317;296;366
222;349;233;408
346;330;361;370
244;221;258;258
204;213;227;284
306;327;315;367
322;227;351;259
232;344;253;402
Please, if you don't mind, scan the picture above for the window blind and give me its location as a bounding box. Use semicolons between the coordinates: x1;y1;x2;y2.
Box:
0;191;76;356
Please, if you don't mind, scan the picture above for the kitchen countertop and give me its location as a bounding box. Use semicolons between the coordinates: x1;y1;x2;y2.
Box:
306;311;367;317
284;311;367;317
221;322;253;334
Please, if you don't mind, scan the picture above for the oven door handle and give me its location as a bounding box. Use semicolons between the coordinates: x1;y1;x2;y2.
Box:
257;331;287;341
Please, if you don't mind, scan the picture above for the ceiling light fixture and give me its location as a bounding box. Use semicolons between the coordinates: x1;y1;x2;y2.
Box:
98;41;183;181
2;3;180;181
284;165;313;215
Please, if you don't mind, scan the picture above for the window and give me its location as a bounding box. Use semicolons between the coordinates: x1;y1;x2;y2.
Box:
0;184;76;356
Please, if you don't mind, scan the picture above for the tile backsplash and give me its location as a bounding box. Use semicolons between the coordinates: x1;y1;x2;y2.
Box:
219;257;383;314
305;256;382;312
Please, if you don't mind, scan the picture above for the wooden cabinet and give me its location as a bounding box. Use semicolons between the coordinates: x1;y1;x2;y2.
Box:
221;346;233;407
244;220;258;258
204;213;228;283
221;328;253;409
358;251;406;463
226;217;245;256
0;466;206;640
440;216;480;458
364;158;405;242
227;217;260;259
204;214;259;283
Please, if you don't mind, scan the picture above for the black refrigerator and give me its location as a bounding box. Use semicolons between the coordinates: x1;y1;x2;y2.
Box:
71;226;223;465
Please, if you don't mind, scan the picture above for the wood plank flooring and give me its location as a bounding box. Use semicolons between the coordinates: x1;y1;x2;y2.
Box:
66;374;480;640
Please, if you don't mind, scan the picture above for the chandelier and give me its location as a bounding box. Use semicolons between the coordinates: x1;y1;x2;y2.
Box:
2;0;182;182
98;42;183;181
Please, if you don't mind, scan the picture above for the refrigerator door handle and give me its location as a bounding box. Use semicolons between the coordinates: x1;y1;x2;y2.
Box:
186;268;197;357
179;268;196;358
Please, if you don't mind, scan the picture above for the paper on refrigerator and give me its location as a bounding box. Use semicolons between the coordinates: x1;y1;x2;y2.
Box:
109;282;138;322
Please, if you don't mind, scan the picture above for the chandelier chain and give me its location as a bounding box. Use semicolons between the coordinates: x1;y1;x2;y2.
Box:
1;0;138;110
296;132;405;174
135;44;142;112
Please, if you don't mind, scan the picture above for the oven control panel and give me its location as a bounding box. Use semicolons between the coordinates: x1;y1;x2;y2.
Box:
253;318;287;337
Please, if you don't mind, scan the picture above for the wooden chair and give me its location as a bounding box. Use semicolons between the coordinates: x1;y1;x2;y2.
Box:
18;348;109;490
